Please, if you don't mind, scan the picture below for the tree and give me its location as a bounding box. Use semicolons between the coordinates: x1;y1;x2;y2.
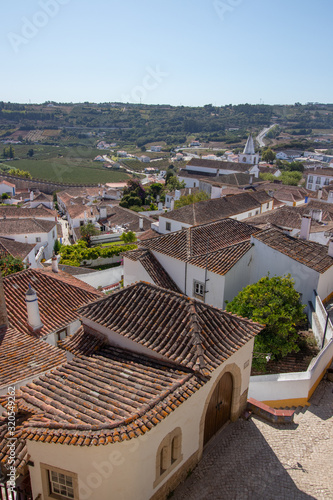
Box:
280;171;303;186
1;193;9;200
27;149;34;157
80;222;99;247
261;148;276;163
123;179;146;204
225;275;306;370
147;182;163;200
120;231;137;244
8;168;32;179
53;239;62;255
166;175;186;191
0;255;25;276
174;191;209;209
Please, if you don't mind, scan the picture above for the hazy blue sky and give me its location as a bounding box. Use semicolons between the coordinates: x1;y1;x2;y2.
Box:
1;0;332;106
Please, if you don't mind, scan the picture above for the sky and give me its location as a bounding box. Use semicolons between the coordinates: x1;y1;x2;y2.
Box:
1;0;332;106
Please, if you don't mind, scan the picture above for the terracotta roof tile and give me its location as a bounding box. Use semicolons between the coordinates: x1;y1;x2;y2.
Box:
160;192;271;226
0;237;35;260
0;326;66;388
3;268;102;338
123;249;181;292
139;218;261;261
77;282;263;372
253;228;333;273
0;206;57;219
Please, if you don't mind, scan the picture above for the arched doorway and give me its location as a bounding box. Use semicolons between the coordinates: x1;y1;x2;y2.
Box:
203;371;233;446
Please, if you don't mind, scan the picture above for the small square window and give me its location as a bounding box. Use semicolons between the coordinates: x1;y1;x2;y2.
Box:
193;280;204;299
36;237;41;243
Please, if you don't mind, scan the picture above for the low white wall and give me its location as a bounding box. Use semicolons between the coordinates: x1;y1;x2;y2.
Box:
248;339;333;403
76;266;124;289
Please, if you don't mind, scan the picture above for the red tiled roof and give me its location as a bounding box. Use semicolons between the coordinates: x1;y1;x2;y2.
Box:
3;268;102;338
188;240;252;275
0;326;66;388
160;192;270;226
123;249;181;292
140;218;261;261
0;218;56;236
58;325;104;356
0;237;35;260
253;228;333;273
186;158;252;172
78;282;263;372
1;346;204;449
0;206;57;219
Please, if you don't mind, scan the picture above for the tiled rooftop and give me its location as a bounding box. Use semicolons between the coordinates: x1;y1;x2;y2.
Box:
140;218;261;261
123;249;181;292
253;228;333;273
0;218;56;236
0;237;35;260
0;346;204;452
3;268;102;338
186;158;252;173
0;206;57;219
160;192;270;225
78;282;263;372
0;326;66;388
188;240;252;275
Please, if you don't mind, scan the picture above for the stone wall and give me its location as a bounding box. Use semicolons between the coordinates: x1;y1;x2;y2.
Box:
0;173;96;195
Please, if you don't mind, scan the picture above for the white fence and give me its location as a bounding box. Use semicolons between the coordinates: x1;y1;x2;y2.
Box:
249;339;333;405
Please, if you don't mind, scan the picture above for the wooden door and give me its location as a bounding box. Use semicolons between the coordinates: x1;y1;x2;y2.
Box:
203;372;233;446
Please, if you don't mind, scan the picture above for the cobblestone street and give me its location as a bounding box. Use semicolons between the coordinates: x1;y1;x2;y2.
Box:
173;380;333;500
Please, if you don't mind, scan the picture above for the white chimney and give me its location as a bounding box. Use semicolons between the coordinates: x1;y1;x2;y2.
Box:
25;285;43;332
170;199;175;211
84;211;87;222
318;188;323;200
249;174;254;186
139;217;144;230
158;202;163;210
311;209;322;223
100;206;107;219
300;215;311;240
52;253;58;273
175;189;181;201
30;190;34;201
328;239;333;258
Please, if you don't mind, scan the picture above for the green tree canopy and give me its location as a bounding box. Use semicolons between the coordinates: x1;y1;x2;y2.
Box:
174;190;209;209
0;255;25;276
165;175;186;192
225;275;306;369
80;222;100;247
261;148;276;163
120;230;137;244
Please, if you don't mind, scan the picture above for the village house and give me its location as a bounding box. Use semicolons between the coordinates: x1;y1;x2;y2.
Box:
156;191;273;234
0;237;37;269
0;282;263;500
256;183;309;207
305;168;333;191
124;219;333;312
0;218;57;261
247;201;333;245
184;158;260;178
0;180;15;197
0;206;57;222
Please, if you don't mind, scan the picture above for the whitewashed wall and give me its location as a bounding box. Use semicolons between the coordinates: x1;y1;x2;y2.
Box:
28;342;253;500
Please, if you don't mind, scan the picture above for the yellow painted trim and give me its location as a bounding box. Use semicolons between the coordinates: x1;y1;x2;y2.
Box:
262;398;309;409
308;357;333;399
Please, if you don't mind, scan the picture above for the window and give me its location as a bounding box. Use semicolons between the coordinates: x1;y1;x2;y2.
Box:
316;177;321;184
193;182;196;187
308;176;313;183
40;464;79;500
266;203;270;209
49;470;74;499
193;280;204;299
154;428;182;488
36;237;41;243
308;184;312;190
255;210;259;215
324;179;330;186
166;222;171;231
52;230;55;239
55;329;67;342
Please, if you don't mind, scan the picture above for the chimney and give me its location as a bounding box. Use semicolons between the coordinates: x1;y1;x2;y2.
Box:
311;209;322;223
139;217;144;230
52;253;58;273
100;206;107;219
175;189;181;201
25;285;43;332
318;188;323;200
249;174;254;186
0;276;9;329
300;215;311;240
329;239;333;258
30;190;34;201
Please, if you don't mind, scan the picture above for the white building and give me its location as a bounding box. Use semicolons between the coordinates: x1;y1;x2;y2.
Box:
238;135;259;165
2;282;262;500
306;169;333;191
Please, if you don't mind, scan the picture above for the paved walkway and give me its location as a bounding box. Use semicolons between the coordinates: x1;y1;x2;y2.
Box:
173;380;333;500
